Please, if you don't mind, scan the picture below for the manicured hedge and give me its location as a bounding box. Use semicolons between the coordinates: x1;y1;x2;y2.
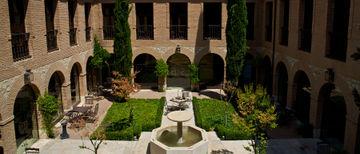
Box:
95;98;164;140
193;98;252;140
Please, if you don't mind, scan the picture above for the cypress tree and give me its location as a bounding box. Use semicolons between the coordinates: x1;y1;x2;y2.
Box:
226;0;248;85
113;0;132;76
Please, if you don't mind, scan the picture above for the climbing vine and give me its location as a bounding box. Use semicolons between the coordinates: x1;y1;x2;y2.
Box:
36;92;60;138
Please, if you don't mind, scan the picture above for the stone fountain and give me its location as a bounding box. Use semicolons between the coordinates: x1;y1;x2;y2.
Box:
150;111;208;154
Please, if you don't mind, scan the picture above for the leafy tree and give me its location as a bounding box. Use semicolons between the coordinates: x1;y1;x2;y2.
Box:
111;71;138;102
188;64;200;84
236;85;277;154
91;36;110;68
113;0;132;76
155;59;169;92
36;92;60;138
226;0;248;85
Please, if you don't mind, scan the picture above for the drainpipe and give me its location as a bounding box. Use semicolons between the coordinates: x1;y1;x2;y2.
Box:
271;0;277;96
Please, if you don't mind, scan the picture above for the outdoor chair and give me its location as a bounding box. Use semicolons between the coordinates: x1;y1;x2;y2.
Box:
83;103;99;123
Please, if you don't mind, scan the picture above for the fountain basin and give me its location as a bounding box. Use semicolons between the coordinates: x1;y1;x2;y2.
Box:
150;125;208;154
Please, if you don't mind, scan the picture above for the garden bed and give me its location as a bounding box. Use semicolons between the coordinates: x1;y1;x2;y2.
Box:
193;98;252;140
94;98;165;140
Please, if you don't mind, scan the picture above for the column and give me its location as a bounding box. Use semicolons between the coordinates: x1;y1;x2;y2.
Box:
0;116;17;154
344;112;360;153
61;82;72;111
79;73;88;102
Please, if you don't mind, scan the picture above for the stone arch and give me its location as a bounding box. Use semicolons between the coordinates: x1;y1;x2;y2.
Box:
318;83;347;145
292;70;312;137
166;53;191;88
133;49;162;61
198;53;224;88
163;47;195;63
133;53;157;89
48;71;65;113
275;61;288;108
70;62;82;105
13;84;40;147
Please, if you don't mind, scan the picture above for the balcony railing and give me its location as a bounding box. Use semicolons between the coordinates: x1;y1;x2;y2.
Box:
103;25;114;40
298;28;311;52
265;25;272;42
280;26;288;46
69;28;77;46
11;33;30;62
203;25;221;40
170;25;187;40
46;30;58;51
85;27;91;42
326;32;347;61
136;25;154;40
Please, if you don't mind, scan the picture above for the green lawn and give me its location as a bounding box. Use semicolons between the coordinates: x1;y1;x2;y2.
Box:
193;97;252;140
95;98;164;140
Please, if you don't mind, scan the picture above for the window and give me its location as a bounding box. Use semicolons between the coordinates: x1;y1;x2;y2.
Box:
265;2;273;42
246;3;255;40
85;3;91;42
203;3;222;40
68;0;77;46
136;3;154;40
45;0;58;51
280;0;289;46
102;4;115;40
170;3;188;40
298;0;313;52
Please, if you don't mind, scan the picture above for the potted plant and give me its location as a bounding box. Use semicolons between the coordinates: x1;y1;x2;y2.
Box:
155;59;169;92
189;64;200;91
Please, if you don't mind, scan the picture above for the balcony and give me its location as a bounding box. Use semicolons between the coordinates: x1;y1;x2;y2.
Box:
280;26;288;46
69;28;77;46
86;27;91;42
298;28;311;52
46;30;58;51
136;25;154;40
103;25;114;40
11;33;30;62
170;25;187;40
326;32;347;61
203;25;221;40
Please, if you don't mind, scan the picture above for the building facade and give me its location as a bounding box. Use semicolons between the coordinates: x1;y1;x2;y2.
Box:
0;0;359;153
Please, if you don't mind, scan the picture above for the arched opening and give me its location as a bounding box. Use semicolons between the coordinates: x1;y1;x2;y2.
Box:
241;53;257;85
86;57;112;93
134;54;157;89
275;62;288;108
257;56;272;94
292;70;312;137
70;63;82;105
319;83;346;146
167;53;191;88
13;84;39;147
48;71;65;114
198;53;224;88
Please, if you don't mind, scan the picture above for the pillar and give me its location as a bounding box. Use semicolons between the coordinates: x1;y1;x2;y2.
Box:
61;82;72;111
79;73;88;102
0;116;16;154
344;113;359;153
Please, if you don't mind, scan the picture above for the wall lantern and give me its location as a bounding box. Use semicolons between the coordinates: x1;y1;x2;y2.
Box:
175;45;181;53
24;69;34;84
325;68;334;83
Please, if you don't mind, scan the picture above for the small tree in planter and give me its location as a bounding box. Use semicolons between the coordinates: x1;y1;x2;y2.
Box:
155;59;169;92
111;71;139;102
36;92;60;138
188;64;200;91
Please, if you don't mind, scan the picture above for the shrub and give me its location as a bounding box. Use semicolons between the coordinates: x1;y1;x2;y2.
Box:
155;59;169;77
188;64;199;84
36;92;60;138
111;71;138;102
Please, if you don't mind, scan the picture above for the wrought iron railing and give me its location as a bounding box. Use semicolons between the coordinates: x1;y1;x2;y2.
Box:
85;27;91;42
69;28;77;46
11;33;30;62
170;25;187;40
203;25;221;40
46;30;58;51
136;25;154;40
298;28;311;52
103;25;114;40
